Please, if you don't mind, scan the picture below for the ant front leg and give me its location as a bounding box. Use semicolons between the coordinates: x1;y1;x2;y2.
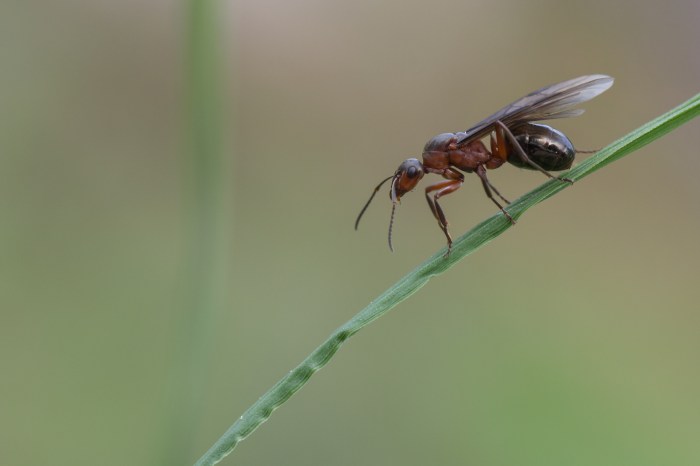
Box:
493;120;573;183
424;168;464;253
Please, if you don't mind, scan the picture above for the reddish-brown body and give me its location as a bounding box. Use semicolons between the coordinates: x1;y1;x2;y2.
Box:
422;132;504;172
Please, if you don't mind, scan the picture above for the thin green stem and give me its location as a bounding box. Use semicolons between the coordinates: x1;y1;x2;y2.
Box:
195;92;700;466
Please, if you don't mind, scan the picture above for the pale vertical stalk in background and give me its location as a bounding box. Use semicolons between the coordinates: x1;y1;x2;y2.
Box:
161;1;229;464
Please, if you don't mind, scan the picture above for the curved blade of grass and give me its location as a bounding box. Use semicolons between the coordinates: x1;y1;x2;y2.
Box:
195;93;700;466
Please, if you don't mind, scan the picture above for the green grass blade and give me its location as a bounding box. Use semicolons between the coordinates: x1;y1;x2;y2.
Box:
194;92;700;466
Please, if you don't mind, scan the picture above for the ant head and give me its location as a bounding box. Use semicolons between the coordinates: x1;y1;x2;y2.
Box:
390;158;425;203
355;158;425;252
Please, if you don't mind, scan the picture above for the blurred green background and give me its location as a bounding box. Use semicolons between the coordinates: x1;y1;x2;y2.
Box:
3;1;700;465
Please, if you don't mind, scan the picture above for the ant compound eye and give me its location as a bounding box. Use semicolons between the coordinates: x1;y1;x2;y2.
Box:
397;159;423;180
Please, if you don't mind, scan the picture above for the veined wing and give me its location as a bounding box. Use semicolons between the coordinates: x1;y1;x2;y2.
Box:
455;74;614;145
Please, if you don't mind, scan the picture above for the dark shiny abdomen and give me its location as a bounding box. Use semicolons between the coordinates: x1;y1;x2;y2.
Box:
506;123;575;171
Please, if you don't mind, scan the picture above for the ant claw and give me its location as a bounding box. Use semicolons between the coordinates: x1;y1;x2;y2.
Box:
557;176;574;184
503;210;516;225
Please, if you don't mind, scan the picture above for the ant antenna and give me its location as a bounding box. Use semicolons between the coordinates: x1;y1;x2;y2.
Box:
355;175;393;230
387;202;397;252
387;175;401;252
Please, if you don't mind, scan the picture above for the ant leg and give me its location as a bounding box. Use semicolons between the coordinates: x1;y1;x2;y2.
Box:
425;180;460;250
494;120;573;183
475;165;515;224
481;141;511;205
424;169;464;252
485;178;510;205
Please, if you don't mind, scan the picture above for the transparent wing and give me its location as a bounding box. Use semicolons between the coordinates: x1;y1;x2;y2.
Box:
455;74;614;145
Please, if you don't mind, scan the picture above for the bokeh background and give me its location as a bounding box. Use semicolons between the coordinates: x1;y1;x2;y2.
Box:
3;1;700;465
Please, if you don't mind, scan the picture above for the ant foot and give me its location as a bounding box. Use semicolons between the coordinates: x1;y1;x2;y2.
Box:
503;210;516;225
